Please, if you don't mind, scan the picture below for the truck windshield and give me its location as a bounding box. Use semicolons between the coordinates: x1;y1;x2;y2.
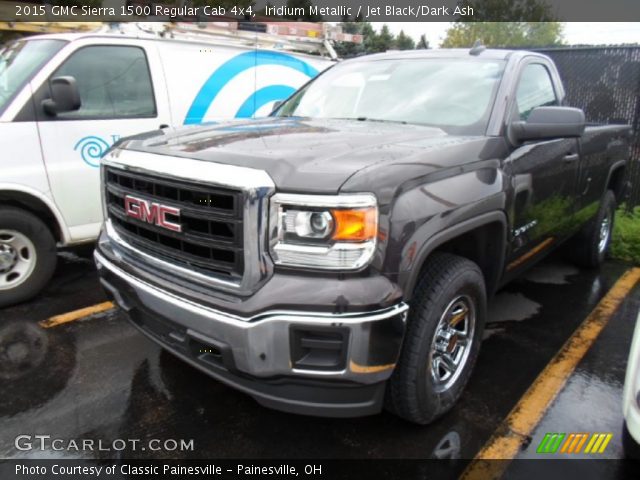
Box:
276;58;506;135
0;39;67;116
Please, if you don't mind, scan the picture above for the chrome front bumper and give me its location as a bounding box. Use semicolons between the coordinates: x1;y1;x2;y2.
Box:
95;250;408;386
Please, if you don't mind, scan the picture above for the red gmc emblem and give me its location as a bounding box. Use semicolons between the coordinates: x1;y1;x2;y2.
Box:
124;195;182;233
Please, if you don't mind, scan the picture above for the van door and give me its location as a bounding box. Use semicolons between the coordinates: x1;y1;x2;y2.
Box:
32;42;170;242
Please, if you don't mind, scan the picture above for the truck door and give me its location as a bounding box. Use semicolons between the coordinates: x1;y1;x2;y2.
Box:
505;61;580;273
32;42;170;242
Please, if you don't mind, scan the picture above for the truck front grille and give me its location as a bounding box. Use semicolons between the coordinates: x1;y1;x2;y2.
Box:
104;167;244;279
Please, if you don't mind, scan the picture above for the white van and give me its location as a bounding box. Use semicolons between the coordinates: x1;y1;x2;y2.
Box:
0;23;334;307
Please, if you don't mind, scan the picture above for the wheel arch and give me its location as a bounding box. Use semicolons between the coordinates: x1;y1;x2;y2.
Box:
0;185;70;244
605;160;627;201
403;211;508;301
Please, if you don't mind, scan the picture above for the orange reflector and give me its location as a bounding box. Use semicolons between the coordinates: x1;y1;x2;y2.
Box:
331;208;377;242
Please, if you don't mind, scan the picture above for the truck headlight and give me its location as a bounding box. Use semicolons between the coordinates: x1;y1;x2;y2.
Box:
270;193;378;270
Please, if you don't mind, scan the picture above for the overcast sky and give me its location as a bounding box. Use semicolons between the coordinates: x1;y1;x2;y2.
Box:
372;22;640;47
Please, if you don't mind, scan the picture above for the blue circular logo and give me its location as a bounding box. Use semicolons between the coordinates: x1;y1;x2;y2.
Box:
184;50;319;124
74;136;110;168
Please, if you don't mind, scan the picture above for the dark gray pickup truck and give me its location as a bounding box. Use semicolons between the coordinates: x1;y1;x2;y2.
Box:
95;48;631;424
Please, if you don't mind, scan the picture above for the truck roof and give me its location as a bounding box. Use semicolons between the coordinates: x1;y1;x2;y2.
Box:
344;48;550;63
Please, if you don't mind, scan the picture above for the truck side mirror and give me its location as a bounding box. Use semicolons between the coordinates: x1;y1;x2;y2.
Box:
42;76;81;116
509;106;585;144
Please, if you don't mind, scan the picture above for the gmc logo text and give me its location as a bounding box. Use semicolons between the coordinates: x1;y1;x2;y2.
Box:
124;195;182;233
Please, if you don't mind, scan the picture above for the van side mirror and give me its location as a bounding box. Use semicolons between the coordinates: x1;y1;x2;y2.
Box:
42;76;81;116
509;107;585;143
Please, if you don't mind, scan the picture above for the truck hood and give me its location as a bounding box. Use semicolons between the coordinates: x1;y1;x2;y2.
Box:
119;117;492;193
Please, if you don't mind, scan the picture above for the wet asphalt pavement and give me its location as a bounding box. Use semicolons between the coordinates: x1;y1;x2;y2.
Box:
1;251;639;465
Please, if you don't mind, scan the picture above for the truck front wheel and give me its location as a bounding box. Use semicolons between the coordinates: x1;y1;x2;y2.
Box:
386;253;486;424
0;207;57;308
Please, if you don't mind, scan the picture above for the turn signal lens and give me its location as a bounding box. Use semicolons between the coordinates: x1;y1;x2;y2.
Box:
331;208;378;242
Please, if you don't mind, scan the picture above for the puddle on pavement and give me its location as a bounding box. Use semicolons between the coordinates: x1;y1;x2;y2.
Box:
524;261;580;285
482;327;506;340
487;292;541;323
483;291;542;339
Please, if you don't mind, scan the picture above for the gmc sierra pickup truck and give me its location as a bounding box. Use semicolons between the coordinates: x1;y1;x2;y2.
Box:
94;48;631;424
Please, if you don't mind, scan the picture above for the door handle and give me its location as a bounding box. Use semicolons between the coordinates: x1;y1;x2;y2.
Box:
563;153;579;163
159;124;169;129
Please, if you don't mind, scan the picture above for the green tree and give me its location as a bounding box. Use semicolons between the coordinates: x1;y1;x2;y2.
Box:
333;20;369;58
335;23;426;58
442;0;564;47
442;22;564;48
416;34;430;49
366;24;394;53
394;30;415;50
361;22;376;46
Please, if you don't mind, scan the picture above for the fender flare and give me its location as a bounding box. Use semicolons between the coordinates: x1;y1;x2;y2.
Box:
403;211;508;300
0;183;71;244
604;159;627;199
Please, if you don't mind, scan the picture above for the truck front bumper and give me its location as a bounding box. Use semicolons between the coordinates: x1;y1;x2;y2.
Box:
94;250;408;417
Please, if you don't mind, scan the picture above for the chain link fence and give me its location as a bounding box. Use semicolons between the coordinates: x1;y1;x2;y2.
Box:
536;46;640;208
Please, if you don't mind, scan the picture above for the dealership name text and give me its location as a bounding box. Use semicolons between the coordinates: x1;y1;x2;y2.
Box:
16;464;319;476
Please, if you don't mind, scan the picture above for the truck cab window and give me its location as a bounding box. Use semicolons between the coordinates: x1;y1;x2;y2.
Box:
53;46;156;119
515;63;558;120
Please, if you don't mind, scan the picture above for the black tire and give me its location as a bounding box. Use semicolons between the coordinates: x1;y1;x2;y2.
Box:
570;190;616;268
386;253;486;425
0;207;57;308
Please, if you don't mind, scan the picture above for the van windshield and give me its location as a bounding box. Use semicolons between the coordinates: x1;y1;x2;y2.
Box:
275;58;506;135
0;39;67;116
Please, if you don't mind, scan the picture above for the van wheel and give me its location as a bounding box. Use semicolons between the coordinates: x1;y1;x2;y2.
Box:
0;207;57;308
570;190;616;268
386;253;486;425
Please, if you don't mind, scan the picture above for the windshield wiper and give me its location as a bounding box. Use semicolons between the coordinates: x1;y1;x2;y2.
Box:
329;117;408;125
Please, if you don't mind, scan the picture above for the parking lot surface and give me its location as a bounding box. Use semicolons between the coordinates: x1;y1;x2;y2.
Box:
1;252;638;464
